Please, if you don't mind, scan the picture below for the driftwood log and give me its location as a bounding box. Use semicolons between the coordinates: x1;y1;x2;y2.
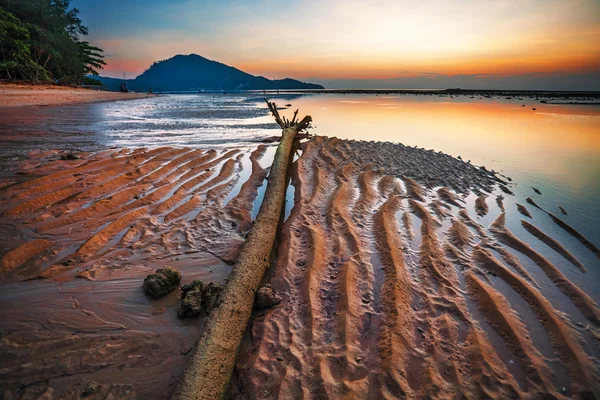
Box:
172;101;311;400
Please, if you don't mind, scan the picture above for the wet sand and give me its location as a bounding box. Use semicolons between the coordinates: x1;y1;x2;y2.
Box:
229;136;600;399
1;137;599;398
0;83;152;108
0;146;268;398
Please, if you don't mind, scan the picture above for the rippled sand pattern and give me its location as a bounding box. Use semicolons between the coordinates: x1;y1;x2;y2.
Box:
1;137;599;399
0;146;268;398
231;137;600;399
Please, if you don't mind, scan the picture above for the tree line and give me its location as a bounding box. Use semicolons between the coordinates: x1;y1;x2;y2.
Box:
0;0;105;84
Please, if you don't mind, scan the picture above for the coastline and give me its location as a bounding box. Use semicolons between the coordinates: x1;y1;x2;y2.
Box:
0;83;154;108
0;136;598;398
255;88;600;99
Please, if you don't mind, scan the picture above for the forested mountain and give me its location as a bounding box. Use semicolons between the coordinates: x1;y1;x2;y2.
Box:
95;54;324;92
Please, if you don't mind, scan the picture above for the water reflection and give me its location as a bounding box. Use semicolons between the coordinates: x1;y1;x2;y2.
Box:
0;92;598;244
0;94;281;154
273;94;600;242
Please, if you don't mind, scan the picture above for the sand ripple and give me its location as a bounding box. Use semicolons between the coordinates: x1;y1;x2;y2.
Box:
231;136;600;399
1;137;598;398
0;145;269;398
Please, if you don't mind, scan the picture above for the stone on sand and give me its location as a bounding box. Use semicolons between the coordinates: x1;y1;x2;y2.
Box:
142;267;181;299
255;284;282;309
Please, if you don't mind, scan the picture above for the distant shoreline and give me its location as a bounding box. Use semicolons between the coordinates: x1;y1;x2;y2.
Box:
140;87;600;101
254;88;600;99
0;83;155;108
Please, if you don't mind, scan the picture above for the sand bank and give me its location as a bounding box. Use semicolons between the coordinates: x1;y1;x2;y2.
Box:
0;83;152;107
0;137;598;398
230;136;600;399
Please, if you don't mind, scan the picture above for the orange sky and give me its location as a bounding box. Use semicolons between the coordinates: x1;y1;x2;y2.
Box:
78;0;600;81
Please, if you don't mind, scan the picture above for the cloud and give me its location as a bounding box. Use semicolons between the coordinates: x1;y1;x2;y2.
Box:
75;0;600;87
312;69;600;90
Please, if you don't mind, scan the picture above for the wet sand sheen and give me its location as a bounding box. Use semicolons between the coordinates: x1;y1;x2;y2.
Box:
0;145;270;398
230;136;600;399
0;136;598;398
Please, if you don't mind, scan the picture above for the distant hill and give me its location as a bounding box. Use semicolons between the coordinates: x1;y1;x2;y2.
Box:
95;54;324;92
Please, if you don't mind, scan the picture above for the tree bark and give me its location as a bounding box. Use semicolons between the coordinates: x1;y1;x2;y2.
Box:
42;55;51;69
172;102;311;400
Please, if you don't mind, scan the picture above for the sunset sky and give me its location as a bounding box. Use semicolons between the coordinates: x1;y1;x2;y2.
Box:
75;0;600;89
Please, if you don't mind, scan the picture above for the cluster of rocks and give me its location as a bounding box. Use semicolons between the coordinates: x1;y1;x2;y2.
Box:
142;268;280;319
177;280;224;319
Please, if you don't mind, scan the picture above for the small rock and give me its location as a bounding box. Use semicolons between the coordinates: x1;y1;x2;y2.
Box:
276;355;284;361
255;284;282;309
81;382;100;397
559;206;568;215
61;152;80;160
142;267;181;299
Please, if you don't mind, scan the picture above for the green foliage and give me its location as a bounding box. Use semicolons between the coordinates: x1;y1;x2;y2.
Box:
78;41;105;76
82;75;102;86
0;0;104;83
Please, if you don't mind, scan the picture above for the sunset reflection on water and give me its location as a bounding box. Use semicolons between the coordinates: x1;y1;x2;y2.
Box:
275;94;600;244
0;92;598;246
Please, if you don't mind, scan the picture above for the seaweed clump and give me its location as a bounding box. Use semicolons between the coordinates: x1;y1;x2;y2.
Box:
177;280;224;319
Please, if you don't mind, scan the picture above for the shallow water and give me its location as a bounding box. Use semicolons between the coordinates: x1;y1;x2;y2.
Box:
271;94;600;245
0;92;597;258
0;94;279;153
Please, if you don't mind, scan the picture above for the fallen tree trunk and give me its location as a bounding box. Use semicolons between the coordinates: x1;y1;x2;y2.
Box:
172;101;311;400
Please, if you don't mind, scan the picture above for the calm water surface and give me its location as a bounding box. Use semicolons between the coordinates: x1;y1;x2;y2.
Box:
276;94;600;242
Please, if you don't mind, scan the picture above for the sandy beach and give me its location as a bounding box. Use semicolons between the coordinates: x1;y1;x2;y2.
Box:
0;128;598;397
230;136;600;399
0;83;153;108
1;0;599;397
0;145;264;398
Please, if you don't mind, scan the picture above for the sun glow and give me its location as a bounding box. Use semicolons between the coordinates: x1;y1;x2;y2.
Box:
81;0;600;82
